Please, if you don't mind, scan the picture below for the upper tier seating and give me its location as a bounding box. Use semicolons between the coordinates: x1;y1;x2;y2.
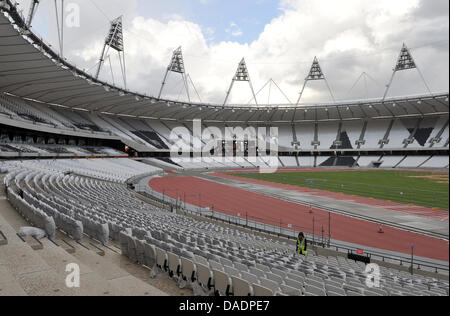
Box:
278;126;294;150
1;93;447;153
280;157;298;167
317;122;340;150
0;142;126;157
0;94;61;126
421;156;449;169
296;124;316;150
52;108;107;132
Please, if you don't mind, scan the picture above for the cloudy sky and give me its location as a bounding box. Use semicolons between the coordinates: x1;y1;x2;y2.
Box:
15;0;449;105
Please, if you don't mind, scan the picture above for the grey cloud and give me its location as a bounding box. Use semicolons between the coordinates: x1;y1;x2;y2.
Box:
15;0;449;105
413;0;449;19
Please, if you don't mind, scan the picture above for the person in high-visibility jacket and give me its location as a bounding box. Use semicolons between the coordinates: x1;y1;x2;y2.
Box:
296;232;308;255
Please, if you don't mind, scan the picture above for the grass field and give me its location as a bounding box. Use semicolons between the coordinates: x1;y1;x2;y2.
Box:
231;170;449;210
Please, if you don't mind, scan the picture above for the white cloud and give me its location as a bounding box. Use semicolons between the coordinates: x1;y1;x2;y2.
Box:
226;22;243;38
18;0;449;105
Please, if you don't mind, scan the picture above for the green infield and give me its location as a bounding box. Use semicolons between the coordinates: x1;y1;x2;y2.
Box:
231;170;449;210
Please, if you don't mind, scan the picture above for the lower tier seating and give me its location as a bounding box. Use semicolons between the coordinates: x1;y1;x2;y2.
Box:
1;159;447;296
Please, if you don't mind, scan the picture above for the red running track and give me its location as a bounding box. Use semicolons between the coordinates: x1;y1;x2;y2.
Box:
149;176;449;262
213;173;450;223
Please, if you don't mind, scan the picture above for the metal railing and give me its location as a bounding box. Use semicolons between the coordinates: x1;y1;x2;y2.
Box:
332;243;449;275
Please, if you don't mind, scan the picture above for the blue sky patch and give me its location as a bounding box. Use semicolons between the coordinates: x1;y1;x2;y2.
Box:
137;0;283;44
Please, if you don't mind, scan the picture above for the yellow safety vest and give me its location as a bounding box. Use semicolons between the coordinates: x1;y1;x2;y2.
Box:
297;238;307;255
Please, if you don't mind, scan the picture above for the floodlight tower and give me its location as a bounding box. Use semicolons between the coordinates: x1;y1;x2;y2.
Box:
223;58;258;107
158;47;191;102
382;43;432;101
296;56;335;105
95;16;127;89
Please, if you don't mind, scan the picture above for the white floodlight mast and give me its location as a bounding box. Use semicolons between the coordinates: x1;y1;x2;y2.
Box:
158;47;191;102
223;58;258;107
95;16;127;89
296;56;335;106
383;43;432;101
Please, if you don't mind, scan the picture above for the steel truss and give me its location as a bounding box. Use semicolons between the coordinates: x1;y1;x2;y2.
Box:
223;58;258;107
296;56;335;105
95;16;127;89
158;47;198;102
383;43;432;101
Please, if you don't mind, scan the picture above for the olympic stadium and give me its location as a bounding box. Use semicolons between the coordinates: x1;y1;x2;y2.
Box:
0;0;449;298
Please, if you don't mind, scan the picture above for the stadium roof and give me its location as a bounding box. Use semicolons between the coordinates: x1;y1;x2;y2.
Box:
0;1;448;123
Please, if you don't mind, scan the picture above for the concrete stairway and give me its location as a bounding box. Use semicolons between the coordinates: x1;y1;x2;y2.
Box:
0;175;175;296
